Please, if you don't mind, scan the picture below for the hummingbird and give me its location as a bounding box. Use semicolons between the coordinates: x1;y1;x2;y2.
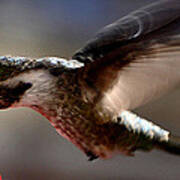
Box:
0;0;180;161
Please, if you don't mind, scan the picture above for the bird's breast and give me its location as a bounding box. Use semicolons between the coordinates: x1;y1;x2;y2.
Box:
47;104;114;158
43;100;141;159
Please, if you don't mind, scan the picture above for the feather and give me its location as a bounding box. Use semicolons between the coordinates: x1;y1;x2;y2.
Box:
73;0;180;116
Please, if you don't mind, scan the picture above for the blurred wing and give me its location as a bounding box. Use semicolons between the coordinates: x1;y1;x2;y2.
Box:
72;0;180;115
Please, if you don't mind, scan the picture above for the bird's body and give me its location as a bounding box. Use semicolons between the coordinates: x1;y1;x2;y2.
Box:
0;0;180;160
0;57;149;159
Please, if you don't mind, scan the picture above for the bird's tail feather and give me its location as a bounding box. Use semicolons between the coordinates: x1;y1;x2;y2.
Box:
118;111;180;156
156;134;180;155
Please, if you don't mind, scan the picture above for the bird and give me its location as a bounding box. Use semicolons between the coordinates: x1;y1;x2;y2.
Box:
0;0;180;161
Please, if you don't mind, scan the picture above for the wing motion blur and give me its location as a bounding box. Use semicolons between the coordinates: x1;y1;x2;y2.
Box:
73;0;180;116
1;0;180;159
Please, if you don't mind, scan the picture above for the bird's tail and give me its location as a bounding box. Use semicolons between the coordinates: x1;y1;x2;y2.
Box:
117;111;180;156
156;134;180;155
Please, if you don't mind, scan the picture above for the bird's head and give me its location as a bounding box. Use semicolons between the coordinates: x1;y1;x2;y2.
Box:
0;56;84;110
0;56;32;109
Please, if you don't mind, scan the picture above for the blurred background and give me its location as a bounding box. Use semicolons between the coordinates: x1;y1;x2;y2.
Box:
0;0;180;179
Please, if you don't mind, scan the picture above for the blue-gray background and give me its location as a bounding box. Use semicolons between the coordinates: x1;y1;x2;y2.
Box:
0;0;180;179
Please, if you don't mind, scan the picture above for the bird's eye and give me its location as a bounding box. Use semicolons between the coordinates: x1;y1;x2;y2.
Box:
0;65;14;81
49;67;65;76
0;56;21;81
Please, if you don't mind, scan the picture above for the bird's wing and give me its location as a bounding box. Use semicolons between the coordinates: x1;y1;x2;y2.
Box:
72;0;180;115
